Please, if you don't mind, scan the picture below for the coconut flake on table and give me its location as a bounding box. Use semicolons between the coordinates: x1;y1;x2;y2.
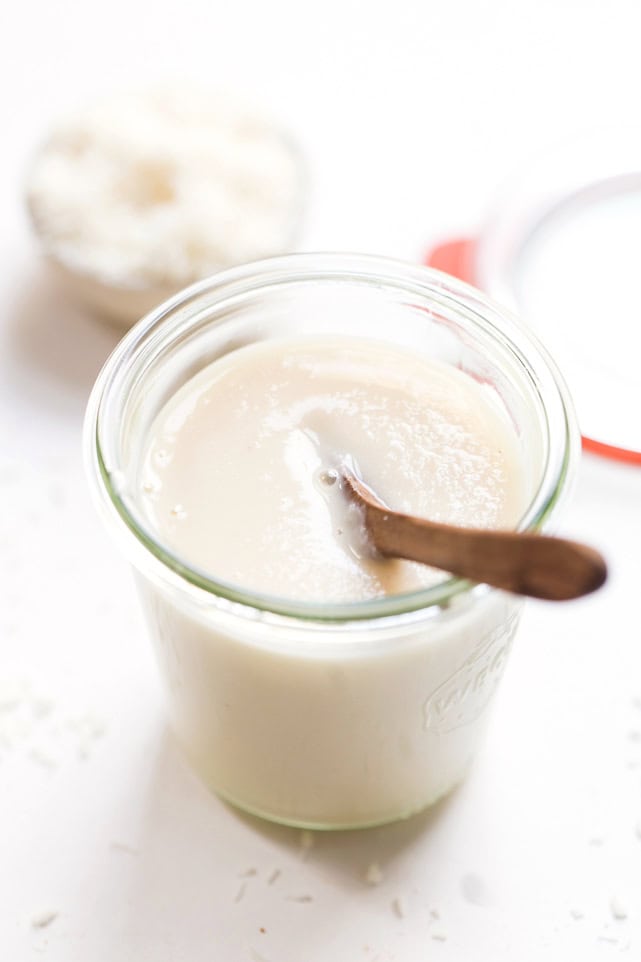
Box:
25;85;305;325
299;830;314;859
31;911;58;930
391;896;407;919
364;862;384;886
610;896;628;921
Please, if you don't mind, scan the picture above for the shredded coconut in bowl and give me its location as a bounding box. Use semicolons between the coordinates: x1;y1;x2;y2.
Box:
25;85;306;325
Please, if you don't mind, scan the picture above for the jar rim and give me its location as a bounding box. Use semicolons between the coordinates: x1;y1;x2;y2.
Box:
85;252;579;626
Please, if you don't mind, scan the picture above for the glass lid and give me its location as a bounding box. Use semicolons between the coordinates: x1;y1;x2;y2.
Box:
476;130;641;464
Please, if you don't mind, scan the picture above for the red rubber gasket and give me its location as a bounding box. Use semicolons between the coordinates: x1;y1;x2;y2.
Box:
425;238;641;466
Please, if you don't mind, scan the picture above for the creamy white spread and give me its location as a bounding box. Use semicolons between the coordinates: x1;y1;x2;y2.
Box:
139;335;525;601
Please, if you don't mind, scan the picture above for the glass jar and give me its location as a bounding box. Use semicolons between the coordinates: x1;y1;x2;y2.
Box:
85;253;578;829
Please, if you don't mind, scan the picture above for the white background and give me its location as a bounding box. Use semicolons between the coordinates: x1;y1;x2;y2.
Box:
2;1;641;959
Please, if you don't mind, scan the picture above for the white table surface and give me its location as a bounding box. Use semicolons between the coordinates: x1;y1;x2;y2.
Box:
2;1;641;959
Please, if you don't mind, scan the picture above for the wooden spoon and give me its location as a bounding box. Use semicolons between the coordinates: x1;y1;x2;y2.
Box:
343;469;607;601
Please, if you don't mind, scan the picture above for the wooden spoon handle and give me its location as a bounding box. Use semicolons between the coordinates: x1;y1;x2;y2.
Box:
363;505;607;601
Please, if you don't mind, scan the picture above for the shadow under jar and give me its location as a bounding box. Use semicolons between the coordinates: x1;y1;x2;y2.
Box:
85;253;578;829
